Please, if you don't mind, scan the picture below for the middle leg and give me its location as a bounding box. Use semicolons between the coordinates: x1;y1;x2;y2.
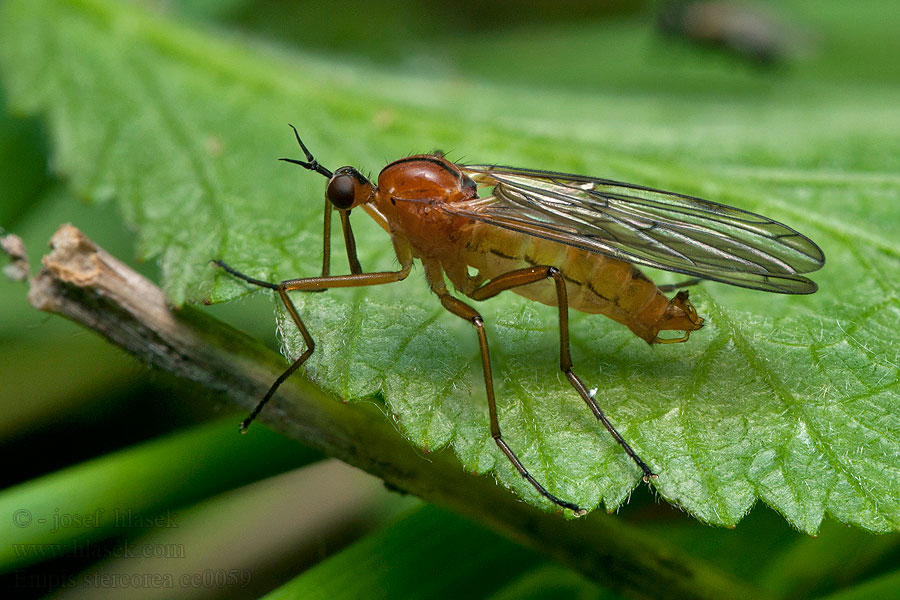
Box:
438;292;585;515
470;266;656;481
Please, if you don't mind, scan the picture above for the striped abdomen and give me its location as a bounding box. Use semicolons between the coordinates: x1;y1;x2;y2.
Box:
457;224;703;344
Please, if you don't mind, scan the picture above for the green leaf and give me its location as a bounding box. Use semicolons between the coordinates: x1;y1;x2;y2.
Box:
487;563;618;600
1;0;897;532
0;419;320;572
813;569;900;600
264;505;541;600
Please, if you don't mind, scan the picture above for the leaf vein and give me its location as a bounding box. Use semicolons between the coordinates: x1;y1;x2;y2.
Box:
705;302;900;528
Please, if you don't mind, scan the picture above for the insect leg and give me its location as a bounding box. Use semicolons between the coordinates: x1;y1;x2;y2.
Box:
212;260;411;431
657;278;702;292
471;267;656;482
319;197;332;279
338;209;363;275
317;201;364;282
438;292;585;516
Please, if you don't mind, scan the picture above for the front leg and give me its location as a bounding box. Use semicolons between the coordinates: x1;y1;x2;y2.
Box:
212;258;411;431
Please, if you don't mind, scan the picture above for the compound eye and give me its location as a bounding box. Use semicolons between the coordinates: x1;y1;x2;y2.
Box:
327;174;356;209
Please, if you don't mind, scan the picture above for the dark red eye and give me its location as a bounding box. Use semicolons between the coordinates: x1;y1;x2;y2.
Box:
327;174;355;209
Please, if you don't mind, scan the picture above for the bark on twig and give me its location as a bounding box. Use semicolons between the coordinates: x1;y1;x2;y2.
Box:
2;232;30;282
23;224;764;600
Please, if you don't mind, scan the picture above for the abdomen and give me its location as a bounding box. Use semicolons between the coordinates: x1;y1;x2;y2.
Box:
459;224;671;343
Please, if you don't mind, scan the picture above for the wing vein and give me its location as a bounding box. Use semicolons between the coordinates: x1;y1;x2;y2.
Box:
451;164;824;294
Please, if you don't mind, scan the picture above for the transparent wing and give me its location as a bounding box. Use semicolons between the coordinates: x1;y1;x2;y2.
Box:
448;165;825;294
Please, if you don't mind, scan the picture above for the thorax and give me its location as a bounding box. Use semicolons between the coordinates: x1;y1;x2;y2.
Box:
371;155;478;260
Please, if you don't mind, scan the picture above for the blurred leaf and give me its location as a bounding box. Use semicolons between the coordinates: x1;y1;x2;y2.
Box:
0;89;49;227
0;0;897;533
487;563;617;600
263;505;540;600
756;518;900;599
64;462;419;600
0;419;320;572
631;499;900;599
814;568;900;600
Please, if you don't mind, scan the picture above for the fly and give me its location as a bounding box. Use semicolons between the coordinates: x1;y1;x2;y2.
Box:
214;125;825;515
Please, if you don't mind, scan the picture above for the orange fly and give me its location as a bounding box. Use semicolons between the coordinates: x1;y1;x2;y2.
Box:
214;125;825;515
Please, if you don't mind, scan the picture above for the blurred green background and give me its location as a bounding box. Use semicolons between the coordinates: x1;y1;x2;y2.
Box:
2;1;899;598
